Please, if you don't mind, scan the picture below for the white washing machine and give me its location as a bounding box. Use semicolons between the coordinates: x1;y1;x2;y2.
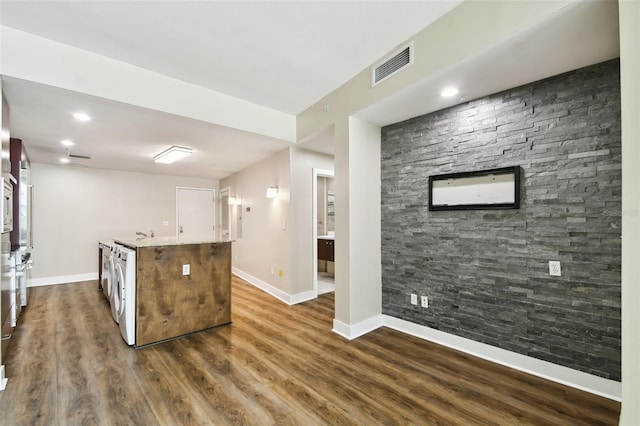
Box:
109;244;121;324
115;245;136;345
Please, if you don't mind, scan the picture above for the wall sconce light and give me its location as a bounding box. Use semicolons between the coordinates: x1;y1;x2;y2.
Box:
229;195;236;204
235;197;242;205
266;186;279;198
153;145;193;164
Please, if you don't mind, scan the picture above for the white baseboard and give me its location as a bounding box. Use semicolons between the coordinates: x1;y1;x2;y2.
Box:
30;272;98;287
382;315;621;401
232;267;315;305
333;315;383;340
290;290;316;305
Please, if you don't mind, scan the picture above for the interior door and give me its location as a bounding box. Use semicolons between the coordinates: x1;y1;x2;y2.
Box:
176;187;216;239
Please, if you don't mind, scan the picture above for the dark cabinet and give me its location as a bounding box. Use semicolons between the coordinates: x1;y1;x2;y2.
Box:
317;239;334;262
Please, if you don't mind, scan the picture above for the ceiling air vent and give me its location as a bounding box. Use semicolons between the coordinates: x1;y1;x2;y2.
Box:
68;152;92;160
371;41;414;87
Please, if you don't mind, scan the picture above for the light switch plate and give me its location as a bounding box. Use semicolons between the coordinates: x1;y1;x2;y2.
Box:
410;294;417;305
182;264;190;275
549;261;561;277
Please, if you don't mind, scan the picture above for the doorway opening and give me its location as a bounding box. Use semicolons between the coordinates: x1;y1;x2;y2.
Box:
312;168;335;297
219;187;231;240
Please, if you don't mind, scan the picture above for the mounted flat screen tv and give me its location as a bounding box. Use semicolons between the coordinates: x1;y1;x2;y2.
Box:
428;166;521;211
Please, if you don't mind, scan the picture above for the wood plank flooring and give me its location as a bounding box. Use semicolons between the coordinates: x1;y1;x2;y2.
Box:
0;277;620;425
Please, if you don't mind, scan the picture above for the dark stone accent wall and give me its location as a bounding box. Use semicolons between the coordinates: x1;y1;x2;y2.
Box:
380;59;621;381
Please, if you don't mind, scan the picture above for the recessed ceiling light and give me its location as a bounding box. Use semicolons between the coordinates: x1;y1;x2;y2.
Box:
153;145;193;164
73;112;91;121
60;139;75;147
441;87;459;97
59;157;70;164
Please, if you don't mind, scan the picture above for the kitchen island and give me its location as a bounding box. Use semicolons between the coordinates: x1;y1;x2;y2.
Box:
114;236;232;347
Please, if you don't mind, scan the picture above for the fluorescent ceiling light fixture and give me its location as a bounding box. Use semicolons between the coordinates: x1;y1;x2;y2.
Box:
60;139;75;147
59;157;70;164
440;87;459;97
153;145;193;164
73;112;91;121
266;186;279;198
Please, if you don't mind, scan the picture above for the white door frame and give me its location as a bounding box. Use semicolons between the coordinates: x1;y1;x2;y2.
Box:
175;186;216;237
219;186;231;240
312;168;335;297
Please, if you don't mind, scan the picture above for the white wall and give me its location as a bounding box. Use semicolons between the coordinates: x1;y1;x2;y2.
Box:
289;147;334;296
333;117;381;337
221;146;333;303
620;0;640;423
30;163;217;283
221;148;291;296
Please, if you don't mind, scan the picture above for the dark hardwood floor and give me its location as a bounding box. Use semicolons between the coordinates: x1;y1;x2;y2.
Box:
0;277;620;425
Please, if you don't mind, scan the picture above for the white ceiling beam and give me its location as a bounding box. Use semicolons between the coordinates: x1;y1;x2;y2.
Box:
0;26;296;143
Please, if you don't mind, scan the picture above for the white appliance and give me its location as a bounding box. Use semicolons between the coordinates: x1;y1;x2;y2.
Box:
115;246;136;345
109;244;121;324
99;241;114;302
1;178;13;234
0;176;14;361
7;252;16;327
15;250;31;308
12;140;33;309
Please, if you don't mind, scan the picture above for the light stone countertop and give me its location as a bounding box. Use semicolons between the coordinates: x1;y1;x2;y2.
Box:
113;236;233;249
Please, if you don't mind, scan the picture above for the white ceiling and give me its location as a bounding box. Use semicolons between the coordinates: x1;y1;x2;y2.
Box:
0;0;620;180
356;0;620;127
1;77;292;180
0;1;462;114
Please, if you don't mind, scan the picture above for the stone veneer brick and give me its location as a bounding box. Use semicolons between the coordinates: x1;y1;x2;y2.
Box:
381;59;621;380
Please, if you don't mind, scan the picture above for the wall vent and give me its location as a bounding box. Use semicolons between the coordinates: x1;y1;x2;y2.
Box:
371;41;414;87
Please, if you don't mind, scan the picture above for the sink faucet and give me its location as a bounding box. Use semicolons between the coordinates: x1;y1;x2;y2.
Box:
136;230;155;238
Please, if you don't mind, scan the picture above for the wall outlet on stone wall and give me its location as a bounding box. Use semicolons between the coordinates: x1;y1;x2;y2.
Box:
410;294;417;305
421;296;429;308
549;261;561;277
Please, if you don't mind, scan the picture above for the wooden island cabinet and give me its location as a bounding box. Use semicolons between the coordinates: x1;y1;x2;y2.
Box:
114;237;232;347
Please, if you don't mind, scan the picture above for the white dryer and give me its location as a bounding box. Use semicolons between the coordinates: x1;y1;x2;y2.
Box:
99;241;114;302
115;245;136;345
109;244;121;324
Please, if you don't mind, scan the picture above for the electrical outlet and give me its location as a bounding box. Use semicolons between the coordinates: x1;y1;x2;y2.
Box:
182;264;190;276
549;261;561;277
410;294;418;305
421;296;429;308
